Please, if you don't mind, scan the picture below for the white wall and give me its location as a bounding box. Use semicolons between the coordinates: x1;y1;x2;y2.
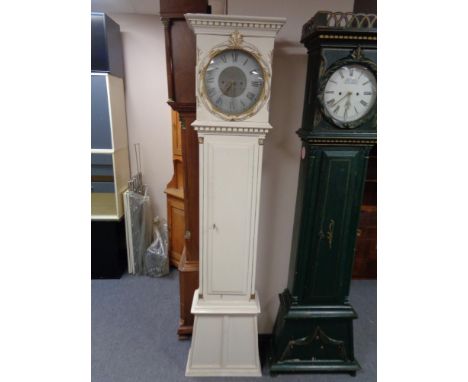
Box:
226;0;354;333
108;13;172;221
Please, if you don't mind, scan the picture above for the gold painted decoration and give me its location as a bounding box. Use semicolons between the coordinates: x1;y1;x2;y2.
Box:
197;31;272;122
228;30;244;47
326;219;335;249
351;46;364;60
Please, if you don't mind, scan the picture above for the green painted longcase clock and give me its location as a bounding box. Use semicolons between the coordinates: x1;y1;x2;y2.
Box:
269;12;377;376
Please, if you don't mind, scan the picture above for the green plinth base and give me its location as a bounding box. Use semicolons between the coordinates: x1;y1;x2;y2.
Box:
269;289;360;376
270;360;360;376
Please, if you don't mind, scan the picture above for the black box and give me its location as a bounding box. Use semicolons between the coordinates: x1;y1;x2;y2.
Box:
91;218;127;279
91;12;124;78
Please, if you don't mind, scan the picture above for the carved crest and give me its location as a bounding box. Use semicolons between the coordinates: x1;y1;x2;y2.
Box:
351;46;364;60
279;326;349;362
228;30;244;48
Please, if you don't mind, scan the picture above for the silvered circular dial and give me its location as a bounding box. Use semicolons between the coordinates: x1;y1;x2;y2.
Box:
204;49;264;115
323;64;376;124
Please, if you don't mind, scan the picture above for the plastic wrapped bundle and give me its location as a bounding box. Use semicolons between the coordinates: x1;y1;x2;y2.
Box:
123;188;153;274
144;217;169;277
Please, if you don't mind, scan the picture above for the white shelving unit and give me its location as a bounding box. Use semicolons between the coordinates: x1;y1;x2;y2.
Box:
91;73;130;221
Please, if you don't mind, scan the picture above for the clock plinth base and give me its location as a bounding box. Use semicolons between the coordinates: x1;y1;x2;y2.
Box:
185;290;262;377
269;289;360;375
269;360;360;376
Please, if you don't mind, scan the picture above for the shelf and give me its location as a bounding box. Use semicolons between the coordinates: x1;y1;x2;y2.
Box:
91;192;117;217
165;187;184;199
91;148;114;154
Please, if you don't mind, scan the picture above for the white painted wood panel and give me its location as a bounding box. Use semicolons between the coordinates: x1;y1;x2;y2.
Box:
225;316;259;368
190;316;223;367
113;146;130;218
186;312;261;376
204;136;256;297
107;75;129;151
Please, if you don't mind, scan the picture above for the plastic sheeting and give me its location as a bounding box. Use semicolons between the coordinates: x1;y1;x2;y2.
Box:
144;217;169;277
123;188;153;274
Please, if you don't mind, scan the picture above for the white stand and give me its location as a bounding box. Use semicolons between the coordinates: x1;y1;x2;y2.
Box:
184;14;285;377
186;291;261;376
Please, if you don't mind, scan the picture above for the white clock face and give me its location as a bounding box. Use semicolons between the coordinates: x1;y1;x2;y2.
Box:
323;64;376;125
204;49;265;116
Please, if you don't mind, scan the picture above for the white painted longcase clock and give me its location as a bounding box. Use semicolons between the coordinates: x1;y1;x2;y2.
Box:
184;14;285;377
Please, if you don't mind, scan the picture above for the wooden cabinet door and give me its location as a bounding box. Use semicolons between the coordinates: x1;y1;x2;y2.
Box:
167;196;185;266
201;135;260;300
171;109;183;157
292;146;369;304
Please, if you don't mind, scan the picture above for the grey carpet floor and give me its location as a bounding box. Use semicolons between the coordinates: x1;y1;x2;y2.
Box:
92;271;376;382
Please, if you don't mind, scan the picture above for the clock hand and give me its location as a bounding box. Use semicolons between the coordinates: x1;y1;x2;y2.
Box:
344;105;350;120
331;91;352;107
224;81;234;94
344;95;351;110
343;93;353;120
